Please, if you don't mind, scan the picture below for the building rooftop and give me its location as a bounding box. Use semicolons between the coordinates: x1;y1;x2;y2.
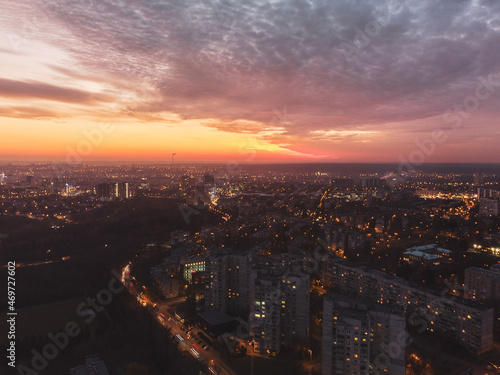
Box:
198;310;235;327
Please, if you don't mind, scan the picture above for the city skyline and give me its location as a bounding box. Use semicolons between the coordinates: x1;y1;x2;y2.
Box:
2;0;500;163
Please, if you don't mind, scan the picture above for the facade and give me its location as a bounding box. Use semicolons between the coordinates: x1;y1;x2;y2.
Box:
464;265;500;301
96;182;117;200
473;171;484;186
205;252;229;311
249;267;310;355
226;252;252;316
249;268;282;355
280;271;310;343
478;188;500;216
117;182;129;198
322;294;406;375
322;257;494;353
331;226;367;260
181;257;206;284
204;249;252;316
151;270;179;299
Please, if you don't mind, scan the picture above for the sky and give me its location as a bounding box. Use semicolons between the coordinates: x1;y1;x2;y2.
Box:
1;0;500;164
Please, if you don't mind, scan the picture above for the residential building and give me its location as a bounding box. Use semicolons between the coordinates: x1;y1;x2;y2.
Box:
478;188;500;216
181;256;206;284
464;264;500;301
322;257;494;353
322;293;406;375
249;267;310;355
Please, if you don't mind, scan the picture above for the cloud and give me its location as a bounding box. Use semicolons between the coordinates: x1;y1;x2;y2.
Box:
0;78;115;105
0;106;60;119
4;0;500;158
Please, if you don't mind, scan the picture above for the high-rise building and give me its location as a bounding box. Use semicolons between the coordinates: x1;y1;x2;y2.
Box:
204;249;252;316
205;249;230;311
474;171;484;186
249;267;310;356
280;271;310;343
464;265;500;301
180;175;192;196
117;182;129;198
96;182;118;200
322;294;406;375
249;267;282;356
478;188;500;216
227;252;252;316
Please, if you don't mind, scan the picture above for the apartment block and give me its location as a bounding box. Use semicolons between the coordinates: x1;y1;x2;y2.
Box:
249;267;310;355
322;293;406;375
322;257;494;353
464;265;500;301
204;249;252;316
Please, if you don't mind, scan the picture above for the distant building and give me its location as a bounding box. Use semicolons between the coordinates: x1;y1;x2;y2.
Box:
330;226;367;260
401;244;453;267
69;354;109;375
322;293;406;375
170;230;190;247
180;175;192;196
117;182;129;198
464;264;500;301
478;188;500;216
95;182;117;200
331;178;354;189
356;176;386;189
474;171;484;186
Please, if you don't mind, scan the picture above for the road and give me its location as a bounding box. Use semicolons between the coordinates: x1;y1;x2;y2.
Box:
123;266;238;375
154;302;238;375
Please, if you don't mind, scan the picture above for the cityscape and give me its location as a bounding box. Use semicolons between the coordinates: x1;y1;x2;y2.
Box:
1;163;499;374
2;1;500;375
